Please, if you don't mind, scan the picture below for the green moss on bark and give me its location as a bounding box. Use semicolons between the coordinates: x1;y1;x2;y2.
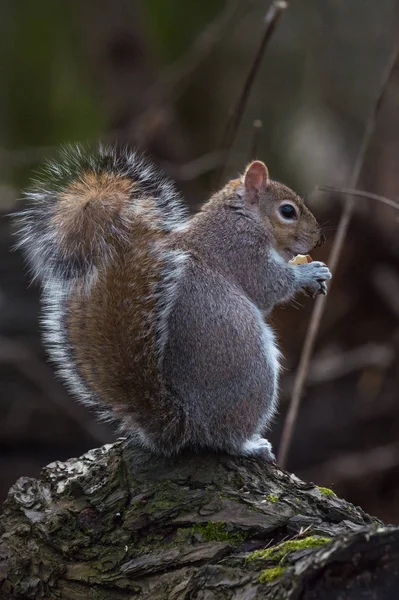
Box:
265;494;280;503
259;566;286;583
192;522;246;544
247;536;332;565
317;486;337;497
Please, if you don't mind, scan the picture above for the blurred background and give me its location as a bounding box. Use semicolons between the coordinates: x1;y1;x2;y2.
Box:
2;0;399;522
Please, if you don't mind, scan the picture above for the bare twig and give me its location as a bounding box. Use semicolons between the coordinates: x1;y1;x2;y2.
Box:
215;0;289;186
318;186;399;212
153;0;254;102
278;41;399;468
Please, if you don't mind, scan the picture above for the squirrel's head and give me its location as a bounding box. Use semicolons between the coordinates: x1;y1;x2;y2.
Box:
238;160;325;260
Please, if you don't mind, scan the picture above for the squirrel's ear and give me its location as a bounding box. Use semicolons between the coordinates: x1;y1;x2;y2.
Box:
243;161;269;209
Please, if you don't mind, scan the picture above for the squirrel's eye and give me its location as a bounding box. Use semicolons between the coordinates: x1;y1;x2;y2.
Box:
279;204;297;220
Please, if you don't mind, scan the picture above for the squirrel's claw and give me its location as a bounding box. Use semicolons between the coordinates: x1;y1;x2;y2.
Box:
317;281;328;296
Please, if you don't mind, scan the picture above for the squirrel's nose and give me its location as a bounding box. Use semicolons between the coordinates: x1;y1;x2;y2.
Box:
316;232;326;247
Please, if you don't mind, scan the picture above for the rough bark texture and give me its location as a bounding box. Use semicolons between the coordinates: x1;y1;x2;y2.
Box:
0;440;398;599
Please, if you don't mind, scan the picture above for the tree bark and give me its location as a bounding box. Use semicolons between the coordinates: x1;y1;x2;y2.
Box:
0;440;398;599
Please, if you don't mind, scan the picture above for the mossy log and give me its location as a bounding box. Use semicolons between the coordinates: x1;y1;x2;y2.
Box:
1;440;399;599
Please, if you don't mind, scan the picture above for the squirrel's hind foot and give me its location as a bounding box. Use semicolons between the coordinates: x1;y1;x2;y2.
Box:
240;434;276;462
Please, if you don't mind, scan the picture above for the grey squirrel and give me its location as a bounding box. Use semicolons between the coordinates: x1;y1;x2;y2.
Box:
15;145;331;461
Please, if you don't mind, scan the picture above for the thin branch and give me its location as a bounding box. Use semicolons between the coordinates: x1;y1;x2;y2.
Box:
277;40;399;468
154;0;254;102
215;0;289;187
318;186;399;212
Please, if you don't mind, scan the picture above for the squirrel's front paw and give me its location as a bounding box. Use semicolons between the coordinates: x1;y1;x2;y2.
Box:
296;261;332;298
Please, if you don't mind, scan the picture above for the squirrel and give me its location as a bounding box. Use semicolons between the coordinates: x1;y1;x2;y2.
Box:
14;145;331;461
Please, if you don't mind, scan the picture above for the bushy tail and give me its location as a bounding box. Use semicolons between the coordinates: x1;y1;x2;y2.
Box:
14;144;188;284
